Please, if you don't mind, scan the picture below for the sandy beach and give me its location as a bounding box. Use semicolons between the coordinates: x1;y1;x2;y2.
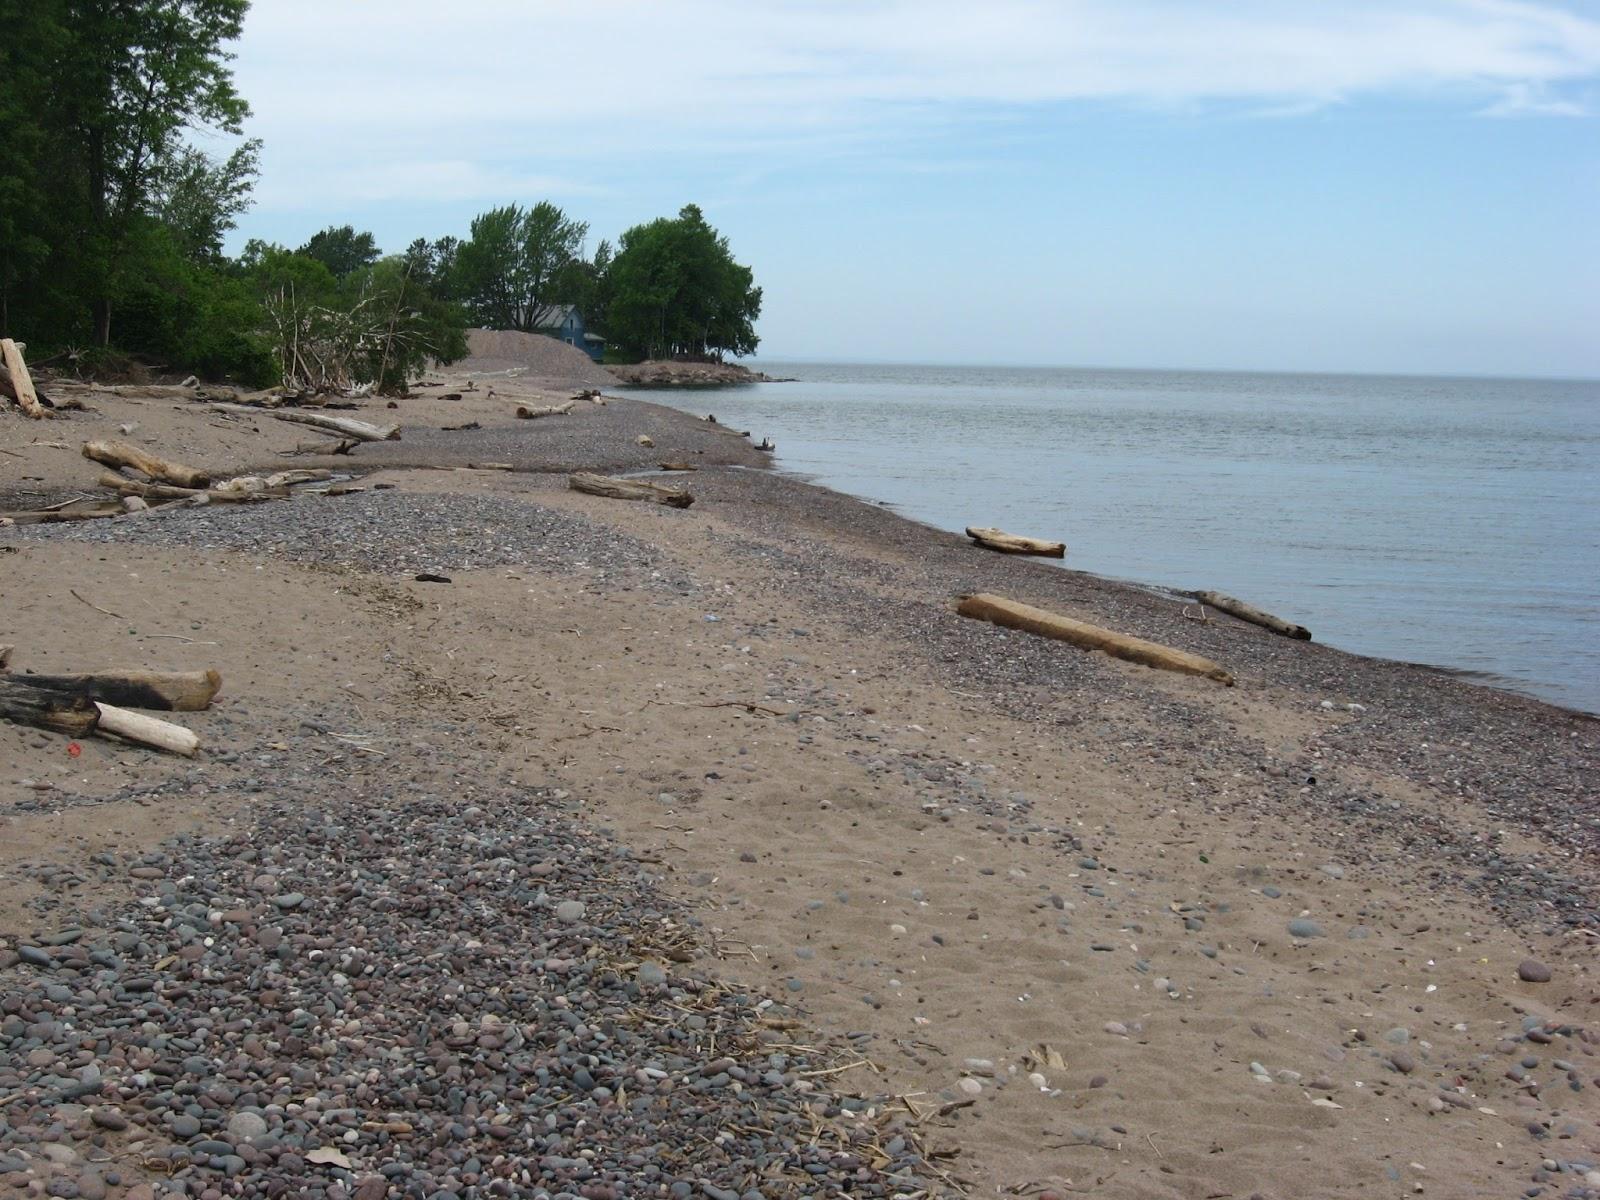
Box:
2;372;1597;1199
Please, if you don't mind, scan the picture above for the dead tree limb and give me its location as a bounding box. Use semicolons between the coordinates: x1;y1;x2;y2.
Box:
0;677;100;735
11;668;221;712
0;339;45;418
1193;591;1312;641
966;527;1066;558
568;472;693;509
82;439;210;488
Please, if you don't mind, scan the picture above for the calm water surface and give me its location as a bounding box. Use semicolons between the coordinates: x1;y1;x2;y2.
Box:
641;362;1600;713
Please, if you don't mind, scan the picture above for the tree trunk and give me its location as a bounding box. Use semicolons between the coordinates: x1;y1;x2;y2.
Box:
0;677;100;736
965;527;1066;558
956;593;1234;685
568;472;693;508
93;297;112;347
13;668;221;712
1193;591;1311;641
82;439;211;488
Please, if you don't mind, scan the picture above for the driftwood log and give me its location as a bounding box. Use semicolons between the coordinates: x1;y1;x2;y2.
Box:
93;702;199;756
0;338;45;418
97;472;285;503
1;503;125;526
83;439;210;488
956;593;1234;685
568;472;693;509
209;402;399;442
966;527;1066;558
15;668;221;712
1193;591;1312;641
515;400;576;419
658;461;698;472
0;677;100;735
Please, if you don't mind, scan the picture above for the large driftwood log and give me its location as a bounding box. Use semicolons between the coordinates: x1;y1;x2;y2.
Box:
0;677;100;735
1193;591;1312;641
515;400;576;419
15;668;221;712
93;702;199;756
0;339;45;418
956;593;1234;685
83;439;210;488
208;402;399;442
568;472;693;509
966;527;1066;558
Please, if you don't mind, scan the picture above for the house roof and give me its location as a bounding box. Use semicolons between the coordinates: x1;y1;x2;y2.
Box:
532;304;578;329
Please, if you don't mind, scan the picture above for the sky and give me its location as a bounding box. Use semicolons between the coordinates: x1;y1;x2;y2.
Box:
220;0;1600;377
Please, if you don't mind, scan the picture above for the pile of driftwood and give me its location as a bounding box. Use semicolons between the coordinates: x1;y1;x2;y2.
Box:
0;646;215;756
0;439;337;526
0;339;68;418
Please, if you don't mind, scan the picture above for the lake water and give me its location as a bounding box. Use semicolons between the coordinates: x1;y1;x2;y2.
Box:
641;362;1600;714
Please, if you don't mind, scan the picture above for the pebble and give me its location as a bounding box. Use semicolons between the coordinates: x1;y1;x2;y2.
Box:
555;899;587;922
1518;959;1553;983
1287;919;1326;939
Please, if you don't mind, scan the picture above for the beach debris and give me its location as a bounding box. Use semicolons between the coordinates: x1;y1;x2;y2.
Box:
568;471;693;509
0;338;46;418
757;437;775;452
515;400;576;419
0;501;126;526
966;526;1066;558
210;401;399;442
7;667;221;711
658;460;699;472
956;592;1235;684
1194;590;1312;640
82;438;210;488
93;701;200;756
0;655;213;754
636;433;655;447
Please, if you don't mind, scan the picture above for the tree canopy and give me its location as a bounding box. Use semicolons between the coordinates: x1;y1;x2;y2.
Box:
298;224;380;280
453;202;588;332
604;205;761;361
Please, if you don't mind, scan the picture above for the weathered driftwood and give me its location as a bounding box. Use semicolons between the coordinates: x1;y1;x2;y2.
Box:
210;402;399;442
93;702;199;756
0;503;125;526
96;472;285;503
568;471;693;509
1;338;45;418
83;439;211;488
966;527;1066;558
0;677;99;735
956;593;1234;685
16;668;221;712
658;461;699;472
515;400;576;419
1193;591;1312;641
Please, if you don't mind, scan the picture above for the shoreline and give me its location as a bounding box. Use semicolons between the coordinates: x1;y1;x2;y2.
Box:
4;376;1597;1197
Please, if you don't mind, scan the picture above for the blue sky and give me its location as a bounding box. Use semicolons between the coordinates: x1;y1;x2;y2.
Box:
223;1;1600;377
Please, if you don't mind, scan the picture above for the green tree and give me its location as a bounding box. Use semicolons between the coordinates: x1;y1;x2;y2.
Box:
54;0;252;345
297;224;380;279
453;202;588;330
0;4;65;337
151;138;261;262
605;205;760;361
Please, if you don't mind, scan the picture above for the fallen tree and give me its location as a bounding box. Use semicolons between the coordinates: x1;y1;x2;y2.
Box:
966;527;1066;558
1193;591;1312;641
82;439;211;488
956;592;1234;685
568;471;693;509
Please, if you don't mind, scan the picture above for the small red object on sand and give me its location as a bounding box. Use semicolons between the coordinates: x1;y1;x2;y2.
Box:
67;742;82;757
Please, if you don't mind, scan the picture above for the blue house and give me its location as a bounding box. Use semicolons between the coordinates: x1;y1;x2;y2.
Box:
534;305;606;363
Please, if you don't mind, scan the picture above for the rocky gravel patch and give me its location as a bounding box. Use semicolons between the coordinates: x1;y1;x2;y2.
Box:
9;492;695;593
0;757;943;1199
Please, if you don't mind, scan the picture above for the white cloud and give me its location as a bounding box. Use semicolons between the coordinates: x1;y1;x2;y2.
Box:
229;0;1600;209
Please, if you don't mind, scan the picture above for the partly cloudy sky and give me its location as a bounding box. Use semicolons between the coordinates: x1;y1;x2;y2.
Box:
225;0;1600;375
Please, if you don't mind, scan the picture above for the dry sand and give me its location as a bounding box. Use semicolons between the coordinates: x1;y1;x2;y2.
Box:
2;370;1597;1199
